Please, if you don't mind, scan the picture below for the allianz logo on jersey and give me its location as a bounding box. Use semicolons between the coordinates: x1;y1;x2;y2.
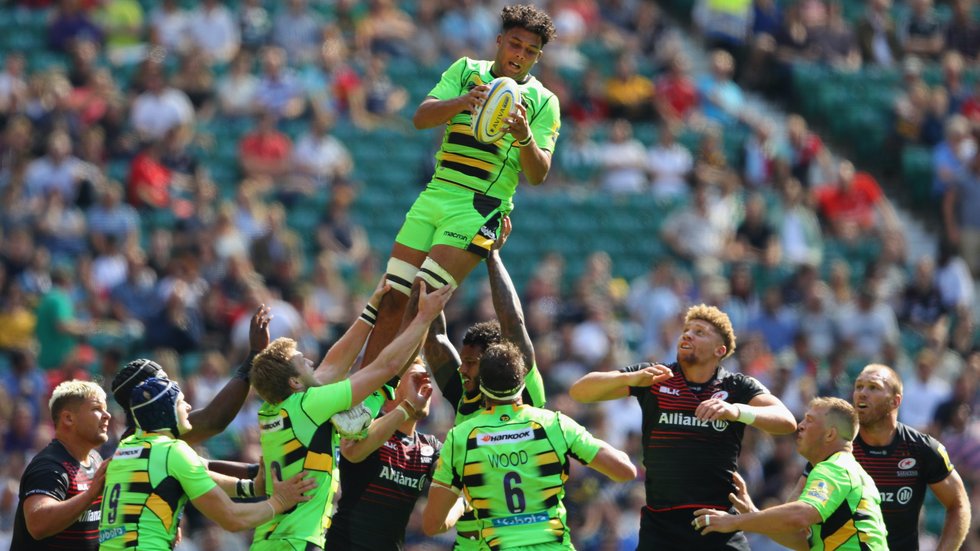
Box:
880;486;913;505
658;411;728;432
114;447;142;460
477;428;533;446
379;465;427;489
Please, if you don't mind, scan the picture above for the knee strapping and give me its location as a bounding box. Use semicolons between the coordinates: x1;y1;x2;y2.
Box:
385;258;418;297
418;257;458;291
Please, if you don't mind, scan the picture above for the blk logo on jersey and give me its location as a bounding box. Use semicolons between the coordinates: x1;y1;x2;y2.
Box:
659;386;680;396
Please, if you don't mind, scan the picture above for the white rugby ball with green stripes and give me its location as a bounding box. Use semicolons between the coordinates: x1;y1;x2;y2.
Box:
472;77;520;144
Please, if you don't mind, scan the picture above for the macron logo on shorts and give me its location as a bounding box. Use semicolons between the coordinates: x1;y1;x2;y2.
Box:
477;428;533;446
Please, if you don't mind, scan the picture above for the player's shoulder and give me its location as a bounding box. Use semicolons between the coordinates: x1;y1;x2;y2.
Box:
25;440;71;470
718;366;769;393
895;422;945;452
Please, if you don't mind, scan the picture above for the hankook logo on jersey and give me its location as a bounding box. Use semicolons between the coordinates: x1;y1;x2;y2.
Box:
898;458;917;470
658;412;728;431
477;428;533;446
659;386;681;396
260;418;283;432
711;391;729;401
114;447;142;460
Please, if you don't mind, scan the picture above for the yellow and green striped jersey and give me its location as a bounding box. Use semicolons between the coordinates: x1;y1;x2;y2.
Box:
99;433;216;550
798;451;888;550
251;380;352;549
434;404;602;550
428;57;560;201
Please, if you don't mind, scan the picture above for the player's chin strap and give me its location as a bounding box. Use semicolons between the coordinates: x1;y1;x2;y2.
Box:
480;383;525;402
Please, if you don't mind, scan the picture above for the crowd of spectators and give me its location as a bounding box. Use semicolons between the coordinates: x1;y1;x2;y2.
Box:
0;0;977;549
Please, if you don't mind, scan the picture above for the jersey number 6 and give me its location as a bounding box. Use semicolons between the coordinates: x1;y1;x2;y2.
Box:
503;471;525;514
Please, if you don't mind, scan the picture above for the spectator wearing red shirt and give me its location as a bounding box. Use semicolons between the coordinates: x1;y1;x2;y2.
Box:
239;110;292;182
814;160;899;241
654;53;698;128
786;114;829;188
127;140;172;209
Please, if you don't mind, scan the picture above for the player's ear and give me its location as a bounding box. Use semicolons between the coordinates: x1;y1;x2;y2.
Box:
715;345;727;358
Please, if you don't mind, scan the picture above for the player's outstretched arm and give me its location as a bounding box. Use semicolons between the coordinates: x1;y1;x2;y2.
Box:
569;364;672;403
413;86;488;129
349;285;453;405
487;217;533;370
184;305;271;445
693;501;816;550
315;279;390;385
423;310;462;396
191;464;315;532
694;393;797;435
341;371;431;463
23;459;109;540
931;469;971;551
586;442;637;482
421;483;463;536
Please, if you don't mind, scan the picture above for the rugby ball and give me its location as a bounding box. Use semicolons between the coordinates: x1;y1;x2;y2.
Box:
471;77;520;144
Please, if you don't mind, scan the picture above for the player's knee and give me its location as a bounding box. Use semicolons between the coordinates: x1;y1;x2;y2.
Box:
385;258;419;297
418;257;458;292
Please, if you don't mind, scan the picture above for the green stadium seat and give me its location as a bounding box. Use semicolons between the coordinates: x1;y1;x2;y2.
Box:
902;146;934;206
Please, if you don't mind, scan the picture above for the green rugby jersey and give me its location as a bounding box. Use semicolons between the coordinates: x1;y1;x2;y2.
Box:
252;379;352;549
428;57;560;201
434;404;602;550
798;451;888;551
99;433;216;550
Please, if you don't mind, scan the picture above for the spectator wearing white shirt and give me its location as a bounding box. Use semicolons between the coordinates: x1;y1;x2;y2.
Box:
900;348;953;431
254;46;306;119
271;0;322;65
186;0;240;64
835;285;900;362
292;114;352;189
647;127;693;201
149;0;189;53
598;119;648;194
129;70;194;140
24;130;83;201
0;53;28;116
217;52;259;117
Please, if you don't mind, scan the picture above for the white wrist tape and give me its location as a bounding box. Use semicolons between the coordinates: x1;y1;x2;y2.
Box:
736;404;756;425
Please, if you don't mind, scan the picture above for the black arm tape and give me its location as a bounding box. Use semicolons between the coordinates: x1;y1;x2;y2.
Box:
235;351;259;382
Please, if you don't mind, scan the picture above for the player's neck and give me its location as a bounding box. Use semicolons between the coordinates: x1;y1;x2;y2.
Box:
679;361;717;384
397;419;417;436
858;416;898;447
54;434;95;465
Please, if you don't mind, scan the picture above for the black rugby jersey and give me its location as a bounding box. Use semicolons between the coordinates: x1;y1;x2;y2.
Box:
11;440;103;550
325;430;442;551
852;423;952;550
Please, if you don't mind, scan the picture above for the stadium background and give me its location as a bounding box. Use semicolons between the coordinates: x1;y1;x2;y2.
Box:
0;0;977;549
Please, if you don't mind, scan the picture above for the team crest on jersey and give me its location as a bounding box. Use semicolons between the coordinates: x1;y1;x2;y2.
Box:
898;458;917;470
806;480;833;505
477;428;533;446
421;445;435;457
711;391;729;401
500;414;511;421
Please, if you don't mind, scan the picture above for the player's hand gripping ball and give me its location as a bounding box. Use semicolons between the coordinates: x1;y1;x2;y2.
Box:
471;76;521;144
330;403;373;440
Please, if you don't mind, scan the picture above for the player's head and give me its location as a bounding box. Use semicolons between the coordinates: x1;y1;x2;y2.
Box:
251;337;314;404
112;358;168;428
49;380;111;446
494;5;556;80
679;304;737;364
797;397;858;461
853;364;903;426
459;320;503;393
395;357;433;418
131;378;190;436
478;341;526;404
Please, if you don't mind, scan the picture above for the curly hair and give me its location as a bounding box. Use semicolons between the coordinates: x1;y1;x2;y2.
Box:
462;320;502;350
479;341;526;398
501;4;557;46
684;304;737;360
251;337;300;404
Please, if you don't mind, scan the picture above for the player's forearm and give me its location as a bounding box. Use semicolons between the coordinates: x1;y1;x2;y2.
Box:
519;141;551;184
183;376;251;445
413;97;466;129
737;403;798;435
936;501;970;551
569;371;631;403
729;502;814;542
316;318;372;384
487;250;534;364
341;406;404;463
25;492;100;540
208;460;256;480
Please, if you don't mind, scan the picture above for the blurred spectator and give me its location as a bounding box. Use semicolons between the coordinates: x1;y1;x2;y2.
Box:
35;265;91;370
627;262;686;360
647;126;693;201
186;0;240;65
935;239;976;312
0;53;28;117
598;119;647;194
697;49;746;127
540;0;588;70
811;0;861;69
355;55;409;129
567;67;609;125
129;69;194;140
35;189;88;258
899;256;948;335
933;114;975;199
747;287;799;354
783;113;828;188
945;0;980;61
901;348;954;431
0;284;36;352
693;0;753;61
148;0;188;54
239;110;292;182
271;0;322;65
941;51;969;113
742;120;777;188
171;51;216;116
217;51;259;117
813;159;899;241
249;203;301;293
604;55;654;122
893;79;931;145
835;284;900;362
291;113;352;193
143;278;204;351
661;181;733;273
942;138;980;274
238;0;272;53
919;85;949;147
778;177;824;267
127;139;171;209
855;0;901;67
654;53;699;128
254;46;305;120
557;124;601;185
316;181;370;271
109;248;161;326
731;192;780;265
48;0;103;53
0;350;45;426
24;130;84;202
898;0;945;61
96;0;145;65
355;0;416;59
